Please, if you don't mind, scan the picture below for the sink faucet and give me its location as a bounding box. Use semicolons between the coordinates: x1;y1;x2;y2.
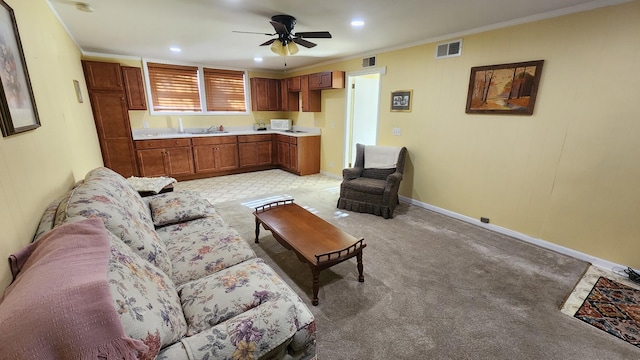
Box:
207;125;218;133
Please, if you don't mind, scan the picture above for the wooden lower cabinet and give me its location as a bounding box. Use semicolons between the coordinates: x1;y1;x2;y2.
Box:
276;134;320;175
238;134;273;167
135;138;194;177
276;139;291;169
135;134;319;179
192;136;239;173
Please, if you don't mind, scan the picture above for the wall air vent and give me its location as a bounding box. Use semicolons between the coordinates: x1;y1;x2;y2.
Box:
435;39;462;59
362;55;376;68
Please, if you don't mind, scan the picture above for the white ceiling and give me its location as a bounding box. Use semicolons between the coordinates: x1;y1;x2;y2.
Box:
47;0;626;72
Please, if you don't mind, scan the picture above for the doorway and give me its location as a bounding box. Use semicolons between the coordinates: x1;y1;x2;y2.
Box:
344;67;385;167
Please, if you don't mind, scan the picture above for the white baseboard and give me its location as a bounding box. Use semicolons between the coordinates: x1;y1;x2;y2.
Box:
398;195;626;273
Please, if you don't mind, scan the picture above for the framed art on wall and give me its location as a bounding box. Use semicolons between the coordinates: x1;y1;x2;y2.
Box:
391;89;412;112
465;60;544;115
0;0;40;137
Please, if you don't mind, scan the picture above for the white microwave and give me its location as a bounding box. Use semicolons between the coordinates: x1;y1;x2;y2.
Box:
270;119;292;131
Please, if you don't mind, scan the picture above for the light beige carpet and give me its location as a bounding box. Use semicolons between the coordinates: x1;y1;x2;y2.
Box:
208;185;640;359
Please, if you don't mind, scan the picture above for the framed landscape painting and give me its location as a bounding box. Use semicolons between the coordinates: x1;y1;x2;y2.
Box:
465;60;544;115
0;0;40;137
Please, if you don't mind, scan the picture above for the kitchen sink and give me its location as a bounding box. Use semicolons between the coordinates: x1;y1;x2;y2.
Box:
185;129;229;134
284;130;307;133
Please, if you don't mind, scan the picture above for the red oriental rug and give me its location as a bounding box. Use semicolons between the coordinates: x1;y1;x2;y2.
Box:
574;276;640;347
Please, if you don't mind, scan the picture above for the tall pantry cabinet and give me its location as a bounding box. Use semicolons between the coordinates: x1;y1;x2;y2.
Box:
82;60;142;177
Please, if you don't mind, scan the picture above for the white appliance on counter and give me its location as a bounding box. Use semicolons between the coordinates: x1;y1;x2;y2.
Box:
270;119;292;131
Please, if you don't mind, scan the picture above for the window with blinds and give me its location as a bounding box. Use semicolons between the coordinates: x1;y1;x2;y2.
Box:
203;68;246;112
146;62;247;113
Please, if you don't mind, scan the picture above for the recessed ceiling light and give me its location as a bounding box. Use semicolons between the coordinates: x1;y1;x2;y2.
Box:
351;19;365;27
169;47;181;53
254;57;263;62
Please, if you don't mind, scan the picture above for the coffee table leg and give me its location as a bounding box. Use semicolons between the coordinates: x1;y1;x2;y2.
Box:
310;266;320;306
357;251;364;282
254;218;260;243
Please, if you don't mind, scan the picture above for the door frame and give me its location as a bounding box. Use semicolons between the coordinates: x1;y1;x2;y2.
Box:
343;66;387;168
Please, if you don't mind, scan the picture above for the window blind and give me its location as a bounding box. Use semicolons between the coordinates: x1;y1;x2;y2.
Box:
147;63;201;112
203;68;246;112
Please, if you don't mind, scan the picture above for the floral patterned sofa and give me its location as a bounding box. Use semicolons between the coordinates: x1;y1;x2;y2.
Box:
27;167;317;359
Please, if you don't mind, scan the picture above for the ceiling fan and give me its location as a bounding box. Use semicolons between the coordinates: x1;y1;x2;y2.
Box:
233;15;332;56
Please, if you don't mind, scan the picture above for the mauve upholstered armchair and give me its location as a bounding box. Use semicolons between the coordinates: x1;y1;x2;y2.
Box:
337;143;407;219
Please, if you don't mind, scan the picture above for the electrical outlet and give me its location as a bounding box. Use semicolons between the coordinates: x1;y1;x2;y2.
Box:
480;217;490;224
392;128;401;136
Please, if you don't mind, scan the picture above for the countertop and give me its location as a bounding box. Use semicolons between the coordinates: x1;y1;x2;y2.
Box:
132;126;321;141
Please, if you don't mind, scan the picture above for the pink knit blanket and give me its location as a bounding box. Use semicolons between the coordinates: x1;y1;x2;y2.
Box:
0;218;148;359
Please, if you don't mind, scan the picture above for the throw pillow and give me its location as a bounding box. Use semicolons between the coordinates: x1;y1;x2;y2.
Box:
149;191;211;227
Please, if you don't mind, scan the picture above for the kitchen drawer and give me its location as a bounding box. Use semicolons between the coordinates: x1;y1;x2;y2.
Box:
238;134;272;143
191;135;237;145
276;134;297;144
136;138;191;149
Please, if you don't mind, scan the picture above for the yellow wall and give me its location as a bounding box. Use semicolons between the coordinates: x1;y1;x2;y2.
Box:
303;1;640;268
0;0;103;288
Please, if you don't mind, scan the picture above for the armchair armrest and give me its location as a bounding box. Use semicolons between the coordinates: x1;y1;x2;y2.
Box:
384;172;403;191
343;167;363;180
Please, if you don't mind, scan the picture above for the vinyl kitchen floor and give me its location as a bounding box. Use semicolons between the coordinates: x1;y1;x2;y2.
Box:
174;169;341;205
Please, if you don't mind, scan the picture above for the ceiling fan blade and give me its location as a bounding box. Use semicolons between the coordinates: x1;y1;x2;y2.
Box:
232;30;275;36
293;37;317;48
259;38;277;46
294;31;332;39
269;21;289;35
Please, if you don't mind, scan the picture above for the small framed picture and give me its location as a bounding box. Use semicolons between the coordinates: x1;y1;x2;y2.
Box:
391;90;412;112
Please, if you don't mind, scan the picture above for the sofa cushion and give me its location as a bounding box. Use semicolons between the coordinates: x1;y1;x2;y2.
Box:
179;299;302;360
178;258;313;335
0;218;147;359
149;191;210;227
108;231;188;358
64;169;173;276
177;258;316;359
164;220;256;286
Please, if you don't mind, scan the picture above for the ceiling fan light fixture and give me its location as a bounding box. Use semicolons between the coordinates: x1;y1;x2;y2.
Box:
287;41;299;55
270;40;288;57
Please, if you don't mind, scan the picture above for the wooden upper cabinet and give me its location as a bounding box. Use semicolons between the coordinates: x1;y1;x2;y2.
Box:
82;61;124;91
308;71;345;90
250;77;281;111
301;75;321;112
286;76;301;92
122;66;147;110
281;79;300;112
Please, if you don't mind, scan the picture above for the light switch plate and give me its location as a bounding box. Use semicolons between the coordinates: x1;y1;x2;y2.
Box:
392;128;401;136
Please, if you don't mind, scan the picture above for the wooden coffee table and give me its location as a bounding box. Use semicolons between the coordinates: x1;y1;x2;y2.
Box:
253;199;366;305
